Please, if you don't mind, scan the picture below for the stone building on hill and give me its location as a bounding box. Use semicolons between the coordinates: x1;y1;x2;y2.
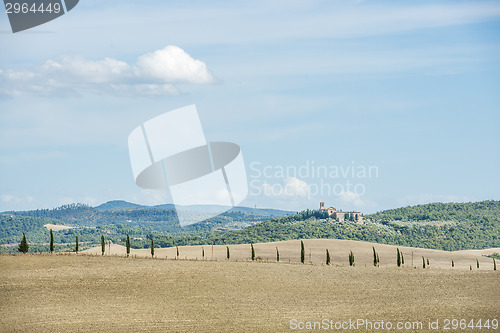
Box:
320;202;363;223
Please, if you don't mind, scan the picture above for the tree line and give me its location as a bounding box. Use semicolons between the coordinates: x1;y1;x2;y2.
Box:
12;232;496;271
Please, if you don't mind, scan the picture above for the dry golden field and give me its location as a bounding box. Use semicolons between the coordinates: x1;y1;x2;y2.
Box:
1;240;499;332
84;239;500;271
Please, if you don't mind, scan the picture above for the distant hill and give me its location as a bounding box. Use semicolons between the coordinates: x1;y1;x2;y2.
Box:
366;201;500;224
2;200;498;253
95;200;147;210
95;200;292;217
147;201;500;251
228;206;294;217
0;201;294;252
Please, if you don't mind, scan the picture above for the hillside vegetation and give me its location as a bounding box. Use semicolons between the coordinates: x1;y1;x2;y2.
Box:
1;200;498;252
195;201;499;250
0;203;291;252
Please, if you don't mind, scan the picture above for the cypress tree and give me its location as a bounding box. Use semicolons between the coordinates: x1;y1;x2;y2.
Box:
202;247;205;259
349;251;355;266
251;243;255;261
493;258;496;271
452;260;454;268
276;247;279;262
226;246;230;260
422;256;426;268
49;229;54;253
426;258;430;267
300;240;305;264
397;248;401;267
126;234;130;257
470;265;472;271
75;235;79;253
101;235;105;256
326;249;331;265
376;253;379;266
150;237;154;258
176;245;179;259
476;259;479;269
372;247;377;267
18;232;29;253
401;252;405;265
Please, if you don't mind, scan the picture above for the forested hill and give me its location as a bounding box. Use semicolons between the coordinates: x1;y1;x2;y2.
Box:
365;201;500;224
0;202;293;252
1;201;498;252
193;200;500;251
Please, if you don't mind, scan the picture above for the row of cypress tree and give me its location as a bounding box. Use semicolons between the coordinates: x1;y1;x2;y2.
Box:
12;233;498;271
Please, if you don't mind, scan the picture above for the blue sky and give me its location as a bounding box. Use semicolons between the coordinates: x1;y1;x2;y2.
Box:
0;0;499;213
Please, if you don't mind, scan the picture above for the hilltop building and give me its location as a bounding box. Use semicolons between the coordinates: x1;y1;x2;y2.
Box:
320;202;363;223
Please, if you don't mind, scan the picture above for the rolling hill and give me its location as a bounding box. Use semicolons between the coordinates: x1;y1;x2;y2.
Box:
0;201;294;252
82;238;500;270
1;200;498;253
188;201;500;251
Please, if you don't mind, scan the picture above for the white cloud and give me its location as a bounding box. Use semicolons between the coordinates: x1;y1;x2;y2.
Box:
335;191;376;212
338;191;363;205
262;177;310;198
41;56;131;83
135;46;214;84
1;194;35;205
0;46;214;97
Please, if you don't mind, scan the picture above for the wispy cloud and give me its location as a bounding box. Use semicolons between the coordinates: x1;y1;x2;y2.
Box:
1;194;35;205
75;1;500;44
335;191;377;212
262;177;310;198
0;46;214;97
